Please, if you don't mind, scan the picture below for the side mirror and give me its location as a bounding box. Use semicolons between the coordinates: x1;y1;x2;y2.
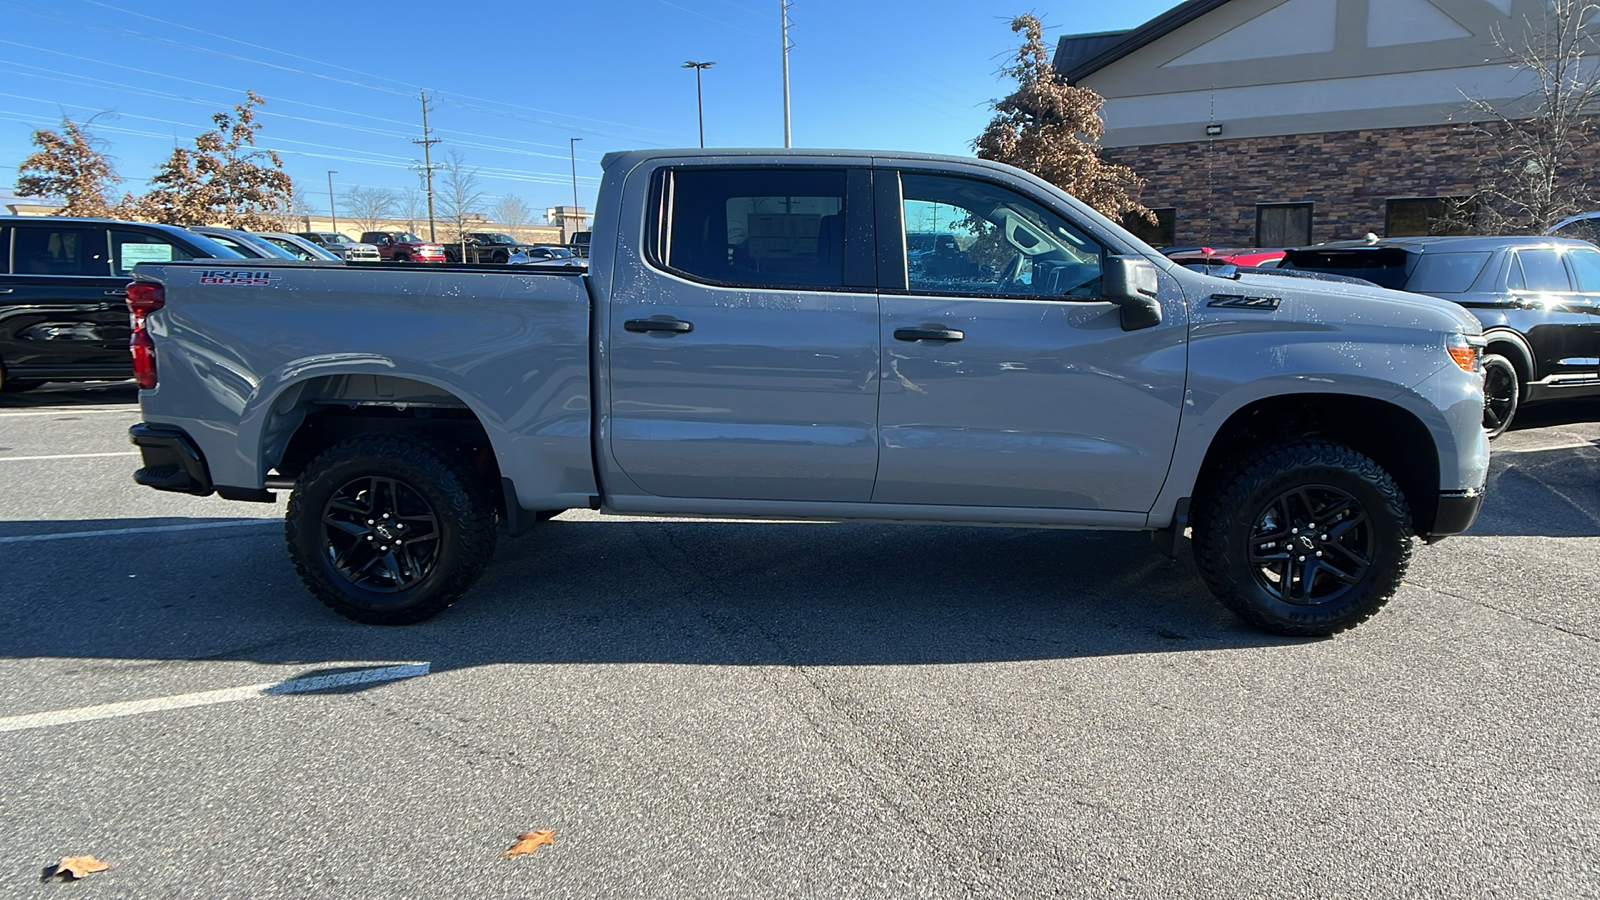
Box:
1102;255;1163;331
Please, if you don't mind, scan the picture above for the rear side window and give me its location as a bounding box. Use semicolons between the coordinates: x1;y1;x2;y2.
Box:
1403;252;1491;294
1515;249;1571;292
1279;248;1411;289
0;226;8;275
111;231;194;275
14;225;109;276
653;167;847;289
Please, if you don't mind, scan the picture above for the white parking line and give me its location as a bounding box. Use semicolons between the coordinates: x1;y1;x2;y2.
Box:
0;519;277;544
0;663;431;733
0;407;141;418
0;451;140;462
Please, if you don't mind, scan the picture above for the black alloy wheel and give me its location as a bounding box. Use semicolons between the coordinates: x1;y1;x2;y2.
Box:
1246;485;1372;606
1481;353;1519;439
321;475;442;592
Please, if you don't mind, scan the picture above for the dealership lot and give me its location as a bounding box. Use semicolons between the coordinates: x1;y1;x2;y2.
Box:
1;384;1596;899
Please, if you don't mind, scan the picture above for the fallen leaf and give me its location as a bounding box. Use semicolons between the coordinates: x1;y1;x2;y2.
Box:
500;830;556;858
54;855;112;880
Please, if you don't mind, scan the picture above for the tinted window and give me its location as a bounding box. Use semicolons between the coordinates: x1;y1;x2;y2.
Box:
1403;252;1491;294
14;225;109;276
1516;249;1571;291
900;172;1103;298
112;231;194;275
1256;203;1312;247
1569;247;1600;292
1121;207;1176;249
1279;248;1410;289
259;236;317;260
0;226;7;275
658;168;846;288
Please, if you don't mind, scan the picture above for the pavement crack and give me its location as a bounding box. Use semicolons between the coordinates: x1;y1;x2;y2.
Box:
1411;579;1598;644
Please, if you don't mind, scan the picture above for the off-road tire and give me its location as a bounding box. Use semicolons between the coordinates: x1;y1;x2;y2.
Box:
1481;353;1519;439
1191;439;1413;637
286;435;497;624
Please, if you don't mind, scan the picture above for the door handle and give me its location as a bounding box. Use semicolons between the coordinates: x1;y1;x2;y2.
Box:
0;288;12;294
894;327;965;343
104;289;126;296
624;317;694;334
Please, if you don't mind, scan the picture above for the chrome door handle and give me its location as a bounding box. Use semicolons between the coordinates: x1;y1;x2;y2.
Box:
624;317;694;334
894;327;965;343
104;289;126;296
0;288;13;294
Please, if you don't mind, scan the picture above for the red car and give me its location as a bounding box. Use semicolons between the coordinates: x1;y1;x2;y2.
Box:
360;231;447;263
1164;246;1287;269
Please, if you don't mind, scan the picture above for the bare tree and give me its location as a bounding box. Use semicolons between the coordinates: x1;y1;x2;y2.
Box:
1466;0;1600;233
436;150;486;258
15;116;121;217
975;15;1148;222
134;92;294;228
490;194;532;238
398;186;428;233
265;190;315;232
342;186;399;235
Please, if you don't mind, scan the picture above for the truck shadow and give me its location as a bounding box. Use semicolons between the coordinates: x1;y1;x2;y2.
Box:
1470;439;1600;537
0;381;138;409
0;517;1294;674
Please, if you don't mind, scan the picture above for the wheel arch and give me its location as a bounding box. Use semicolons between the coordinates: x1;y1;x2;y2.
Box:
1190;393;1443;535
1481;327;1534;384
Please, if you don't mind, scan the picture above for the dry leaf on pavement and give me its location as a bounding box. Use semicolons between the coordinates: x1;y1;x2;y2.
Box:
53;855;112;880
501;830;556;858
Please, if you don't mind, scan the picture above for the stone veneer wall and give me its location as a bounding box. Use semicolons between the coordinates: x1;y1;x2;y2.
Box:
1098;121;1491;248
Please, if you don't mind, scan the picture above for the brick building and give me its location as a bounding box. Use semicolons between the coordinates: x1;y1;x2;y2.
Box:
1055;0;1560;248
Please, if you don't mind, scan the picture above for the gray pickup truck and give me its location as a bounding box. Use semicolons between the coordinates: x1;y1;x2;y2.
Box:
125;149;1490;636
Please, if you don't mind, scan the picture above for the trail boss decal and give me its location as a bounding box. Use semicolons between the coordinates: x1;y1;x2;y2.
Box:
199;269;280;286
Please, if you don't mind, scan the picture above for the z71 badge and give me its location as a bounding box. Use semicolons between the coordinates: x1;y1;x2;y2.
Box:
198;269;279;286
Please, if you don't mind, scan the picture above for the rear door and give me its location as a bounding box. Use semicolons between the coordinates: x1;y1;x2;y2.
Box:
1510;247;1593;382
1;222;127;379
871;166;1187;511
1560;246;1600;381
605;160;881;502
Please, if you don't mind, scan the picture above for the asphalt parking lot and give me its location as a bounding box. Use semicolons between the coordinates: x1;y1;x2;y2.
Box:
1;383;1596;899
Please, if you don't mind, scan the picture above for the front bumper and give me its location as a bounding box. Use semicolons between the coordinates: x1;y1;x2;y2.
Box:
1425;488;1485;542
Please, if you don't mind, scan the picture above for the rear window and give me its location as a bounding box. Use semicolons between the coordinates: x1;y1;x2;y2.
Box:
13;224;110;276
1279;248;1411;289
1402;251;1491;294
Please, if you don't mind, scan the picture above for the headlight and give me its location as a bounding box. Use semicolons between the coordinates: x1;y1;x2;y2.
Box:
1447;333;1484;373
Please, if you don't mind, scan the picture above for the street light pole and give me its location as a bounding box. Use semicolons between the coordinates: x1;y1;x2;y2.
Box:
682;61;715;148
570;138;582;211
326;170;338;234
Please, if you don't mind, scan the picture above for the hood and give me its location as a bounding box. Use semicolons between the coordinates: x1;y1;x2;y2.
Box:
1204;269;1483;335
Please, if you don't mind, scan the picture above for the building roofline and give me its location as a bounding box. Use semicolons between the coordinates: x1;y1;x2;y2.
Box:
1057;0;1233;83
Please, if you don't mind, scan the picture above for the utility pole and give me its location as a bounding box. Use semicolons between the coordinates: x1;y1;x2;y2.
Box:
569;138;582;210
326;170;338;234
781;0;792;147
413;90;440;241
682;61;715;148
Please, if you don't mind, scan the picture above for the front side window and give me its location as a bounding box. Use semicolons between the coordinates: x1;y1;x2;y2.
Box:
14;225;109;276
112;231;193;275
655;167;847;289
899;172;1103;298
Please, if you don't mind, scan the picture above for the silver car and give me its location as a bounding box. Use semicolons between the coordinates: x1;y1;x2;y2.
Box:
296;231;382;262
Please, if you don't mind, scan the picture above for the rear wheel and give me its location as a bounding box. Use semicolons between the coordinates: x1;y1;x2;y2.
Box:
286;435;497;624
1192;440;1413;636
1481;353;1519;439
491;250;509;264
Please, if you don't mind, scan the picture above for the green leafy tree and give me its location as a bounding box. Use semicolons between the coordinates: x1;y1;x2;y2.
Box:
975;15;1148;222
135;92;294;228
15;117;121;217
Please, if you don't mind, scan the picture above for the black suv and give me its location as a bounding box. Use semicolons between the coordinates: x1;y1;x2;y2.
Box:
0;217;241;392
1280;235;1600;436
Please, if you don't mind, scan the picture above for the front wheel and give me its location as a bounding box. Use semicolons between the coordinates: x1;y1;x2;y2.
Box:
1481;353;1519;439
1191;440;1413;636
286;435;497;624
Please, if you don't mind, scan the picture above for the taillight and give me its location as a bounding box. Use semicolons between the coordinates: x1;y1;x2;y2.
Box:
125;281;165;389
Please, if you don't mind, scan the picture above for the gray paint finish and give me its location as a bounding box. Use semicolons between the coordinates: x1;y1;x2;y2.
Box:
135;148;1489;536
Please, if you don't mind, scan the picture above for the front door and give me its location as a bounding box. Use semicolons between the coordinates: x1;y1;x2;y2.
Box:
606;162;881;502
872;168;1187;511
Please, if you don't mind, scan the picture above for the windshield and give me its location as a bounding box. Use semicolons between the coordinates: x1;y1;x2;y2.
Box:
318;233;354;245
481;233;517;244
393;233;423;243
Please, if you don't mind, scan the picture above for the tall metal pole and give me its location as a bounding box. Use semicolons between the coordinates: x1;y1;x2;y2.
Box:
682;62;715;148
781;0;792;148
413;90;440;241
569;138;582;210
326;170;338;234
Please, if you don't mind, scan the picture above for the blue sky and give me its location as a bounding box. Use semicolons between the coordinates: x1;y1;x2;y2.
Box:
0;0;1181;219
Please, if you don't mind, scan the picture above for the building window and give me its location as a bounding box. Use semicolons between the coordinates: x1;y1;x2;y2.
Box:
1385;197;1475;237
1256;203;1313;247
1121;208;1176;248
